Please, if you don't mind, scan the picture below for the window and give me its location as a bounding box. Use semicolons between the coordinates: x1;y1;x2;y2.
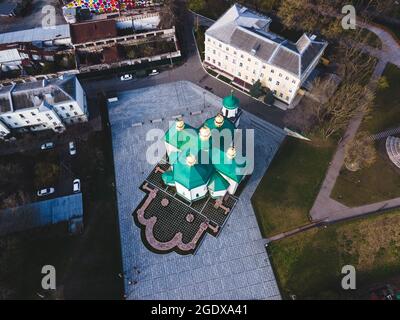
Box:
19;114;25;118
53;122;57;126
7;116;11;119
234;51;237;55
279;93;283;97
226;47;229;51
260;73;264;77
66;113;70;117
212;59;215;63
292;79;296;84
286;96;289;101
240;54;244;58
61;106;65;110
37;119;41;122
239;62;243;67
276;81;280;85
253;70;256;75
232;59;236;64
268;77;272;81
279;73;282;77
26;120;30;124
262;65;266;69
271;69;274;73
14;122;18;126
219;44;222;48
74;112;78;115
285;76;289;80
248;58;251;62
31;112;36;116
273;90;277;94
238;72;241;76
225;55;228;60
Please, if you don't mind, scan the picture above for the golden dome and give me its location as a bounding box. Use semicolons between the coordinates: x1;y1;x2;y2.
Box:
186;154;196;166
199;126;211;141
226;146;236;159
214;113;224;127
176;119;185;131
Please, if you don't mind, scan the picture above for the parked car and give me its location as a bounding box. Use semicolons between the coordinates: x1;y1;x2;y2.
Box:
120;74;133;81
73;179;81;193
149;69;159;76
69;141;76;155
37;188;55;197
40;142;54;150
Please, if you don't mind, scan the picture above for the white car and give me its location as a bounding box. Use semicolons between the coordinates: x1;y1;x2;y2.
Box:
120;74;133;81
69;141;76;155
149;69;159;76
40;142;54;150
73;179;81;193
37;188;55;197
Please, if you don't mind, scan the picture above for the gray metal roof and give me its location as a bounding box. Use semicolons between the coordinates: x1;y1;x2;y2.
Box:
0;24;71;45
206;4;327;78
0;193;83;237
0;76;77;113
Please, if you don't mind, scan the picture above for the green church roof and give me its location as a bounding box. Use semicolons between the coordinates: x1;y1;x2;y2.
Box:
208;172;229;192
222;92;239;110
211;147;246;183
172;150;214;189
161;170;175;186
163;122;197;150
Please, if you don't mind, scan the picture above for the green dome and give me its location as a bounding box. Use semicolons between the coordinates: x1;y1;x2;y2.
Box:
223;92;239;110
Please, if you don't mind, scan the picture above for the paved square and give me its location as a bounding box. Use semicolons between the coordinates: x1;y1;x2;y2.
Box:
109;81;285;300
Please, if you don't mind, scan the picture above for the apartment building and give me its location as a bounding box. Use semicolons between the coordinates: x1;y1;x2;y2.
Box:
204;4;327;105
0;75;88;136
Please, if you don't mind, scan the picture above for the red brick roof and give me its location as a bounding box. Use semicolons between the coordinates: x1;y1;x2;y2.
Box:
71;20;117;44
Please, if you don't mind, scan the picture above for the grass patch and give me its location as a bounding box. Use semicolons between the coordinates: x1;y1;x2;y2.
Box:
331;149;400;207
252;137;336;237
362;63;400;134
269;209;400;299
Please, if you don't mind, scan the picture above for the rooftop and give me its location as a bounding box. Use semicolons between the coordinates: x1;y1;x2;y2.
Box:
0;24;71;45
0;193;83;237
206;4;327;78
0;76;77;113
70;19;118;44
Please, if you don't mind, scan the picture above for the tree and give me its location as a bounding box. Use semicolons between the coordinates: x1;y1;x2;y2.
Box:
316;83;374;139
344;131;377;171
263;87;275;105
377;76;389;90
249;80;264;98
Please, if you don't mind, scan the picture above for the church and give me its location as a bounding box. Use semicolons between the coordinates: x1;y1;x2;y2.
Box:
162;92;249;202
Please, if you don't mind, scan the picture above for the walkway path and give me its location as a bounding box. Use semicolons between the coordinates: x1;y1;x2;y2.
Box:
371;126;400;141
310;58;388;222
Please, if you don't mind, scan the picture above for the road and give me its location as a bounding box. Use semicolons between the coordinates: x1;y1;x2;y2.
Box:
80;9;285;128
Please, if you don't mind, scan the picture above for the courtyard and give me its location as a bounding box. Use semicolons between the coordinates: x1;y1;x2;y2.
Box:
108;81;285;299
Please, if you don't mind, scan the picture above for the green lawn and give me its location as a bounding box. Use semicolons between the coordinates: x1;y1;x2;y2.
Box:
269;209;400;299
331;150;400;207
251;137;336;237
362;63;400;134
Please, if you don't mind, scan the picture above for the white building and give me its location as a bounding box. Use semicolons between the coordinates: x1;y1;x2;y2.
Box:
0;75;88;136
204;4;327;105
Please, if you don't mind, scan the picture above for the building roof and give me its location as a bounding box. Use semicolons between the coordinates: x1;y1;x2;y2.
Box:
0;1;17;16
163;111;247;191
222;92;240;110
0;75;77;113
206;4;327;78
0;193;83;237
0;24;71;45
70;20;118;44
208;171;230;192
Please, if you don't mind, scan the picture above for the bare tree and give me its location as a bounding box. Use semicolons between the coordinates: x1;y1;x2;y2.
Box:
344;131;377;171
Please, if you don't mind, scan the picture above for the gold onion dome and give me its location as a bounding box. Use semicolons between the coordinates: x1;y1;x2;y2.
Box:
214;113;224;127
176;118;185;131
199;126;211;141
226;146;237;160
186;154;196;166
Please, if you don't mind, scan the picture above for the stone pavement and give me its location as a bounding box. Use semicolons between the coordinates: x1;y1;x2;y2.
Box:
108;81;286;300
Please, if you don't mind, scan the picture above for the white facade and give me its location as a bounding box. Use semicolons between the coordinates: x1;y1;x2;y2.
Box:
0;75;88;137
175;181;209;202
204;4;327;105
